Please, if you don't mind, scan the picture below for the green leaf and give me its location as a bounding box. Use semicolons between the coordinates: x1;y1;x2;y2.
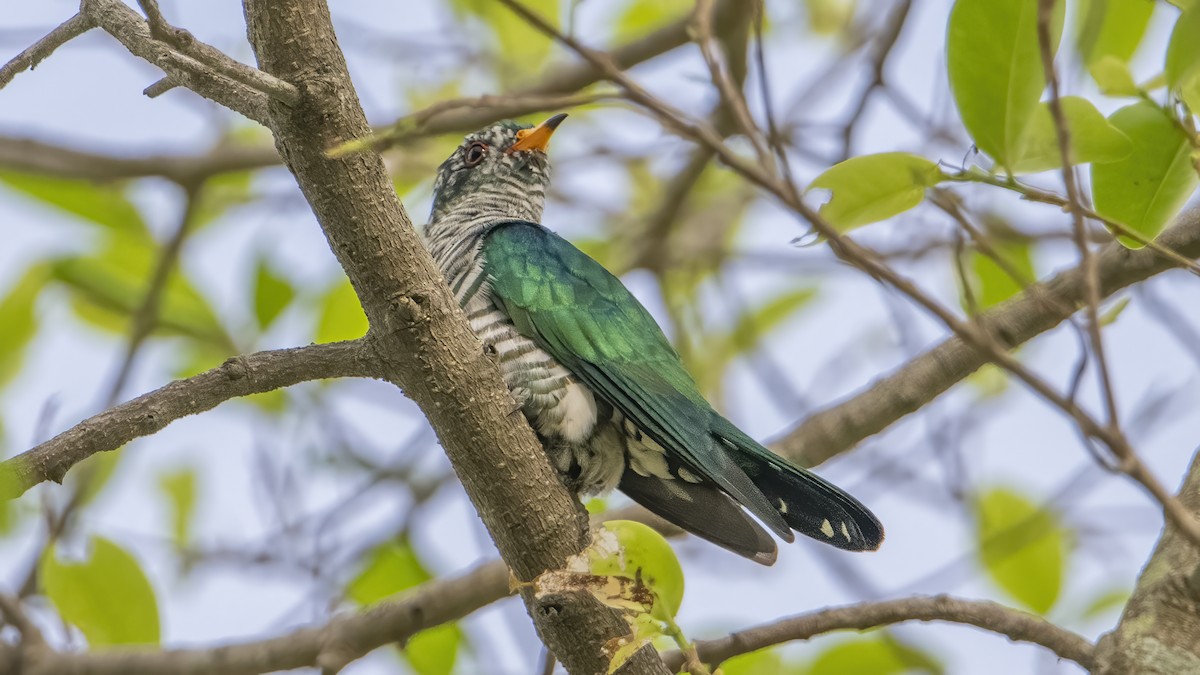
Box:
805;0;857;35
807;636;943;675
0;171;148;237
348;540;461;675
252;259;295;330
449;0;559;77
974;486;1068;614
41;536;160;646
1089;56;1140;97
1011;97;1133;173
315;277;368;343
689;287;817;400
808;153;943;231
1076;0;1155;69
158;468;198;547
1092;102;1200;248
69;449;124;508
0;264;49;387
1166;2;1200;113
720;648;788;675
967;235;1035;310
1081;586;1132;619
615;0;692;40
52;231;231;346
193;170;256;229
589;520;684;620
947;0;1065;170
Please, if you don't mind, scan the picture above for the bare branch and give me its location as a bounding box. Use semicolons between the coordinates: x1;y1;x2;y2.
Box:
19;561;508;675
0;340;377;499
661;595;1096;671
774;206;1200;468
0;12;95;91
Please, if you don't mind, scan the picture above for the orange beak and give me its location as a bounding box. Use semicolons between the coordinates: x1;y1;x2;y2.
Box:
507;113;568;153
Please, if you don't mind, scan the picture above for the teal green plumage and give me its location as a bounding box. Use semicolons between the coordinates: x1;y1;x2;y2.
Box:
424;115;883;564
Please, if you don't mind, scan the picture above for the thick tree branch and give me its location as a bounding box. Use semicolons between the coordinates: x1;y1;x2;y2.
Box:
774;207;1200;467
661;595;1096;671
17;561;508;675
240;1;667;673
1095;448;1200;674
0;341;375;500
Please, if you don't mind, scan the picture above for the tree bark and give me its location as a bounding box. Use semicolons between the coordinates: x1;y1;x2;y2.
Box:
239;1;667;673
1095;448;1200;674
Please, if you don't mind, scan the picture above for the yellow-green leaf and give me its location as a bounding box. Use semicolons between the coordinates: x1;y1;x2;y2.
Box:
1077;0;1155;70
589;520;684;620
1166;1;1200;113
0;264;48;387
449;0;559;77
348;540;461;675
966;235;1034;310
974;486;1068;614
253;259;295;330
1011;96;1133;173
947;0;1065;170
69;449;124;508
806;0;857;35
1092;102;1200;248
721;647;789;675
316;277;368;343
158;468;198;546
1089;56;1140;97
615;0;691;40
1081;586;1132;619
807;636;944;675
41;537;160;646
0;171;148;237
808;152;942;231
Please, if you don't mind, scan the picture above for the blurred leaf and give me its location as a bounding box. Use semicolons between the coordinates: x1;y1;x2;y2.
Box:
1092;102;1199;248
158;468;198;547
1011;97;1133;173
69;449;124;508
721;648;789;675
349;540;461;675
1166;1;1200;112
947;0;1065;171
253;258;295;330
0;171;148;237
1076;0;1155;70
808;153;942;231
41;536;160;646
585;497;609;515
974;486;1068;614
52;231;231;346
1089;56;1140;97
449;0;558;76
1081;586;1132;619
0;264;49;387
690;287;817;400
1100;296;1131;326
615;0;691;39
806;0;856;35
193;171;256;228
966;362;1010;398
807;635;943;674
316;277;368;343
967;237;1034;310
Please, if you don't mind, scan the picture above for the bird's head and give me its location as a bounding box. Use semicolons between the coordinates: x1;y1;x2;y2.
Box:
429;113;567;225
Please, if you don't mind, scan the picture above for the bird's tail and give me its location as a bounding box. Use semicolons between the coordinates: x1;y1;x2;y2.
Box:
712;417;884;552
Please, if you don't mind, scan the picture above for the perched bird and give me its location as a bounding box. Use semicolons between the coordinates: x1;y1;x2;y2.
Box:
424;114;883;564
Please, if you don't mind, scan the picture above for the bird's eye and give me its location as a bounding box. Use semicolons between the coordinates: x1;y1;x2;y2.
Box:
464;142;488;166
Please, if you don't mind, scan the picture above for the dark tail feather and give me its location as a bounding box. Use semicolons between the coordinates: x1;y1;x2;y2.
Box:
619;469;778;565
713;419;884;552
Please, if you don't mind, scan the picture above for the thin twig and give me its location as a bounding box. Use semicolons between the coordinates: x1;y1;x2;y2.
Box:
0;594;45;646
0;12;95;90
660;595;1096;671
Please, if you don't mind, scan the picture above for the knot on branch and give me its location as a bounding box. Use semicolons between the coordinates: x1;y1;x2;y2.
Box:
390;292;427;325
221;355;249;381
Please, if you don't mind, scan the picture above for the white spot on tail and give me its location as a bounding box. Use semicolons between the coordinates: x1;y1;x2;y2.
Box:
777;498;789;515
556;383;597;444
676;466;702;483
840;522;851;541
820;519;834;538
